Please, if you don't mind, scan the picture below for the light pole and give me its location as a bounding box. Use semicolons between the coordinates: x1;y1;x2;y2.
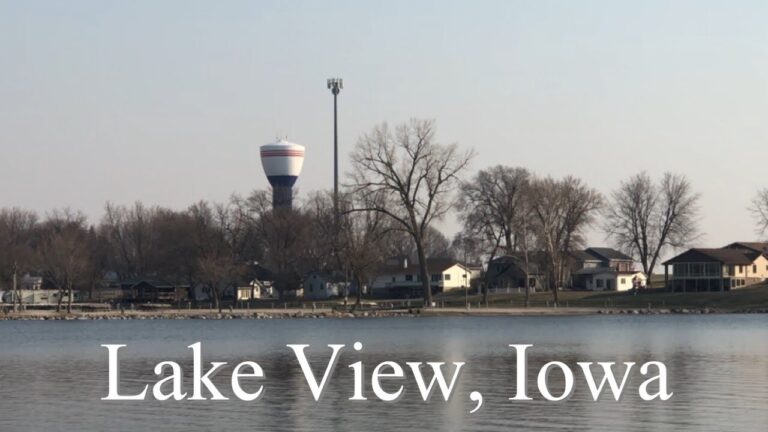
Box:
326;78;343;219
463;273;468;312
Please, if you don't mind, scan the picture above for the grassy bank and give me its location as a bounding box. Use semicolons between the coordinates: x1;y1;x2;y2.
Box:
435;283;768;312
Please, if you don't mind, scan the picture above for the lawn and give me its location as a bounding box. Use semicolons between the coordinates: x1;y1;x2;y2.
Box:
434;283;768;312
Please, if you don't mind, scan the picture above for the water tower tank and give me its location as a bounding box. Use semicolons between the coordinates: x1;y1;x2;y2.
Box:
260;139;305;209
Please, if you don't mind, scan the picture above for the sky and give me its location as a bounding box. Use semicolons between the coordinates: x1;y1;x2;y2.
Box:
1;0;767;253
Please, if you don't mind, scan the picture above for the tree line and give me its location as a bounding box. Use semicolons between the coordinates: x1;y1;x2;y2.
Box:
4;118;765;310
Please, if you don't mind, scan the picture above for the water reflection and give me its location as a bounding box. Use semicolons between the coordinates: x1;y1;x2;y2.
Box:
0;315;766;431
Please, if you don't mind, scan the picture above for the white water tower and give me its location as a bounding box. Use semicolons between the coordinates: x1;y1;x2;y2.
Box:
260;139;305;209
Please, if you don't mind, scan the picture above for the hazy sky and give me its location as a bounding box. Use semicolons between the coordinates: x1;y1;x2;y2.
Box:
1;0;766;251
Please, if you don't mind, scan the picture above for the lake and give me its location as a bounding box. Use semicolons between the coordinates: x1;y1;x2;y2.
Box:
0;314;766;431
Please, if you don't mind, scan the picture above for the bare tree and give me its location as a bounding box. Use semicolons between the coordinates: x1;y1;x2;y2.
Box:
303;191;339;274
101;202;157;279
515;186;537;307
37;209;90;313
0;208;38;311
531;176;602;305
338;191;391;307
457;166;531;305
349;119;474;306
451;232;484;267
750;188;768;236
604;172;699;278
244;190;311;301
188;201;248;312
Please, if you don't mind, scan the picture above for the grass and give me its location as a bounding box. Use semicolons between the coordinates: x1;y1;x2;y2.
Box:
434;283;768;312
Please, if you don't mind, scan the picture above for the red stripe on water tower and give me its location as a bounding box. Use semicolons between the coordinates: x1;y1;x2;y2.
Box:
260;151;305;157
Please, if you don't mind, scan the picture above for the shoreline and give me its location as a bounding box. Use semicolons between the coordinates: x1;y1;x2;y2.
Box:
1;306;765;321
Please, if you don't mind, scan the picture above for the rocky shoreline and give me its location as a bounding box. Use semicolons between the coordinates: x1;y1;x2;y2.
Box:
1;306;766;321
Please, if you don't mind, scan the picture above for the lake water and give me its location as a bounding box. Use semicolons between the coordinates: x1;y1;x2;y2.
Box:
0;315;766;431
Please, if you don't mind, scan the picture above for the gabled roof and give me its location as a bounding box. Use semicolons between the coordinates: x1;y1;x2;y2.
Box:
574;267;644;276
488;253;545;274
585;247;633;261
663;248;758;265
722;242;768;255
377;258;468;276
570;250;600;262
244;263;274;282
121;277;180;289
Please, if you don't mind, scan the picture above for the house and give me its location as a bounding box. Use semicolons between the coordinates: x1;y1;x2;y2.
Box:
302;272;351;300
486;247;640;291
573;267;646;291
20;274;44;290
236;281;275;301
122;278;189;303
569;248;635;273
0;274;81;305
370;257;476;298
236;264;277;301
570;248;641;290
663;245;768;292
1;288;79;305
486;253;545;290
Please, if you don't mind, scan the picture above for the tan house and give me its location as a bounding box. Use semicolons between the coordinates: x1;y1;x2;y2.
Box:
662;242;768;292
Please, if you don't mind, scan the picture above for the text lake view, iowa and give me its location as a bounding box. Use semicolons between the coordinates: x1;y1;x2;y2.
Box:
0;314;766;432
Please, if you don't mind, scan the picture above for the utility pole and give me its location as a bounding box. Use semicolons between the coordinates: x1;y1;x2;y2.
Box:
326;78;344;280
326;78;343;220
12;261;18;313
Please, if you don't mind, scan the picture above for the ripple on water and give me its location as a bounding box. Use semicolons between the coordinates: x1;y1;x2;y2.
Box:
0;314;766;431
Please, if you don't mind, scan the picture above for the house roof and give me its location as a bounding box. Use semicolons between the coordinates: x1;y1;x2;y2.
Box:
377;258;469;276
488;253;545;275
575;267;644;276
121;277;180;289
722;242;768;254
584;247;633;261
570;250;600;262
244;264;274;282
662;248;759;265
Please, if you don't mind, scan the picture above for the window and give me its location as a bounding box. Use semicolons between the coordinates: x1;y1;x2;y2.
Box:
738;265;743;274
753;265;757;273
431;274;440;282
444;274;451;281
620;278;626;284
405;274;413;281
596;279;604;288
690;263;702;276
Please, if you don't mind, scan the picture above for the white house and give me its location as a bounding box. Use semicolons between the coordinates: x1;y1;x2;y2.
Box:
370;257;477;298
302;272;350;300
234;263;279;301
236;279;276;301
576;267;647;292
